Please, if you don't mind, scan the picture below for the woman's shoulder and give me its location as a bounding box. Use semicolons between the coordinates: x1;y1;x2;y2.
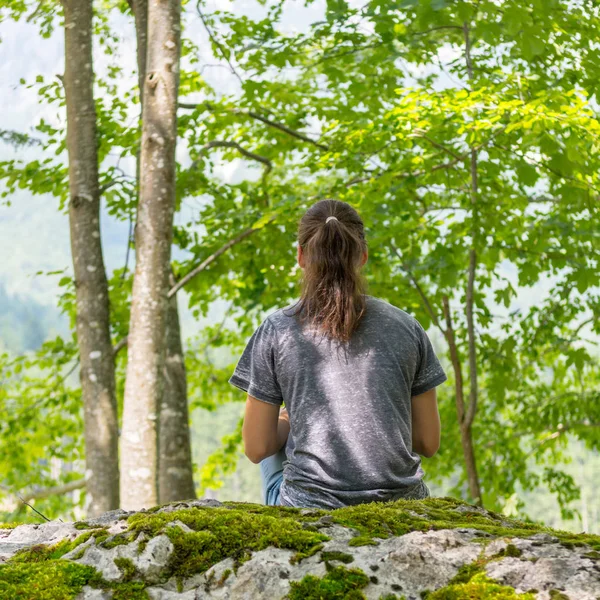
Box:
261;300;301;332
364;295;418;327
263;295;418;336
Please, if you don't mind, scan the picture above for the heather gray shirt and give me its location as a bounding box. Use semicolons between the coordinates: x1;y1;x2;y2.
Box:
228;295;448;509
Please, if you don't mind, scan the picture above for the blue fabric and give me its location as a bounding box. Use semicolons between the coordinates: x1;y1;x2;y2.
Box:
259;445;431;507
260;446;285;506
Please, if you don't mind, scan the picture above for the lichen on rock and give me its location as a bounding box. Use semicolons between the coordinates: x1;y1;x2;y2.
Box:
0;496;599;599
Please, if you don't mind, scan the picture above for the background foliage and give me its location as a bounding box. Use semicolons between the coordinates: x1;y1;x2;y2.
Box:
0;0;598;530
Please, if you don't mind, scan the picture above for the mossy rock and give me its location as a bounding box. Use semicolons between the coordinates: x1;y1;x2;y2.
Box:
1;496;599;599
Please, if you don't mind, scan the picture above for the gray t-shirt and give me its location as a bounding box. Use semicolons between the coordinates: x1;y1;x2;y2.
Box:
228;295;448;509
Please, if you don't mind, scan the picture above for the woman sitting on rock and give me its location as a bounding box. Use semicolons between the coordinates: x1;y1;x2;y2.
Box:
228;198;447;509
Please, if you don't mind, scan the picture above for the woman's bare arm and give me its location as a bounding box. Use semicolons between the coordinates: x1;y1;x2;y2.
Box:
242;396;290;464
411;387;441;458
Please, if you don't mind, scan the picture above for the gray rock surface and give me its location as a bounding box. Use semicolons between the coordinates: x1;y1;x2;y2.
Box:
1;498;599;600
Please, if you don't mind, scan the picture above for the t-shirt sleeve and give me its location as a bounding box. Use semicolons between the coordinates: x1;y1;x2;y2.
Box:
228;318;283;406
411;319;448;397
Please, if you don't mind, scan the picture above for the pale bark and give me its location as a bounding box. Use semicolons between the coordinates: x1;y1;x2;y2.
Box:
129;0;194;504
62;0;119;516
158;278;196;502
120;0;182;510
129;0;148;100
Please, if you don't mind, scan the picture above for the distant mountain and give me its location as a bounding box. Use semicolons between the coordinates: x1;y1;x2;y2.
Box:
0;281;67;354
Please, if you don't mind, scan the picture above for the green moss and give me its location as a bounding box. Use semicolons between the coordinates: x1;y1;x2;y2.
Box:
442;540;524;593
447;561;485;585
494;544;523;558
10;544;60;564
559;540;587;550
110;582;148;600
378;595;405;600
126;506;329;580
114;557;139;582
427;572;536;599
204;568;215;590
286;565;370;599
222;501;309;519
0;561;98;599
217;568;232;586
137;537;149;555
331;498;522;542
10;538;84;563
70;548;86;561
290;543;324;565
549;590;569;600
73;521;91;530
99;532;135;549
0;523;17;529
324;497;600;552
472;536;495;544
348;536;379;547
320;550;354;564
9;528;107;567
584;550;600;559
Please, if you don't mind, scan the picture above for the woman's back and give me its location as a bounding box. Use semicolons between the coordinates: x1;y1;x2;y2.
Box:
229;294;447;509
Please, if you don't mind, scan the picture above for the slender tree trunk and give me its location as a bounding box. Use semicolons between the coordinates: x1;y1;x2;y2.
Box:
442;296;482;504
62;0;119;516
158;276;196;502
130;0;148;99
128;0;148;194
128;0;195;505
120;0;182;510
461;22;483;506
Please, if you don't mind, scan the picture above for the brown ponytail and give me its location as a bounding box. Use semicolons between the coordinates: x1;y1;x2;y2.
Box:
285;199;368;343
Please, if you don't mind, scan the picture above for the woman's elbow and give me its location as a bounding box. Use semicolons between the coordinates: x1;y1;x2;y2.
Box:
243;441;271;464
420;444;439;458
413;435;440;458
420;438;440;458
244;446;264;464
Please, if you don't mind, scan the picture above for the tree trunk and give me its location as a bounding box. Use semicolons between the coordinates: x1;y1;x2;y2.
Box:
129;0;194;505
120;0;182;510
130;0;148;99
158;282;196;503
442;296;482;505
462;23;483;506
62;0;119;516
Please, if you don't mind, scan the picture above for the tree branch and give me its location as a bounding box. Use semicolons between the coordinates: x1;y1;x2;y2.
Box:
113;222;269;358
179;102;329;150
463;22;479;431
20;479;86;504
195;140;272;171
167;225;264;299
410;129;463;161
196;0;244;85
390;243;446;336
442;295;465;423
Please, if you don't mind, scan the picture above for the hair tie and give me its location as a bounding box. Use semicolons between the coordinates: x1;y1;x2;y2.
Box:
325;216;338;223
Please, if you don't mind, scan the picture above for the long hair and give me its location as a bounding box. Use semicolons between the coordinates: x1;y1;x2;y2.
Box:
285;199;368;343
